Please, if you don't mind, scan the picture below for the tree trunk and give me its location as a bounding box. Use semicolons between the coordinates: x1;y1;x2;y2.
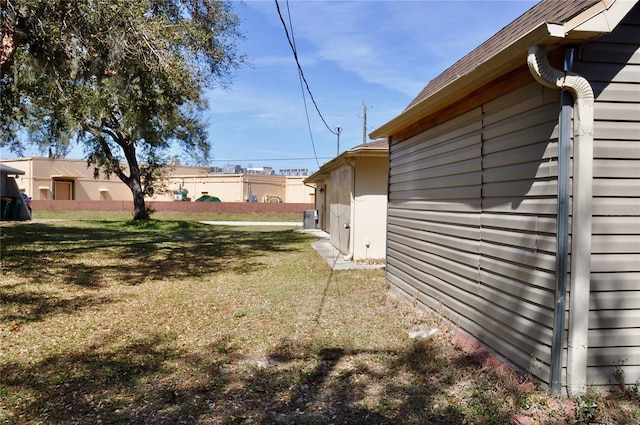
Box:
115;136;150;220
126;153;150;220
132;186;149;220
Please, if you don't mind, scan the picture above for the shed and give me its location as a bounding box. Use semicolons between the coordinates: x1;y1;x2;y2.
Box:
305;139;389;263
371;0;640;396
1;164;31;220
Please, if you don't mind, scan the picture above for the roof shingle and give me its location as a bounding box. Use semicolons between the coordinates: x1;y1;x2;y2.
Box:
405;0;600;111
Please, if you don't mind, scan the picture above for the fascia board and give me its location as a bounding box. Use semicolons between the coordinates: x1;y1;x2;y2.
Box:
304;156;343;183
303;173;323;184
369;24;554;140
567;0;637;34
369;1;630;140
304;146;388;184
368;24;553;139
0;164;26;175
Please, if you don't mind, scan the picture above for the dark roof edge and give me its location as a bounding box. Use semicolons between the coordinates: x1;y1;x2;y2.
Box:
304;139;389;183
0;164;26;175
370;0;636;140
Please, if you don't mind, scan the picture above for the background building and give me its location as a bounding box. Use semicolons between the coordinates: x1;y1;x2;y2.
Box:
305;139;388;263
0;157;313;204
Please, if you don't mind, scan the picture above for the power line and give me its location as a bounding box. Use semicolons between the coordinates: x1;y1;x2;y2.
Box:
210;157;332;162
284;0;321;168
275;0;339;137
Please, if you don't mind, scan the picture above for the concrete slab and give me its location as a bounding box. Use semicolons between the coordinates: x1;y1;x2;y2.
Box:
199;221;302;226
296;229;385;271
198;221;384;271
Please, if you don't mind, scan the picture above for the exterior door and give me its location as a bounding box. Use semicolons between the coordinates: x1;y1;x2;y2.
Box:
53;180;73;200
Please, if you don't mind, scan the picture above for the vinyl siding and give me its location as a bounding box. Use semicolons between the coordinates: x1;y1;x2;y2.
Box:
480;82;561;385
387;2;640;391
387;108;484;359
387;84;561;386
572;4;640;388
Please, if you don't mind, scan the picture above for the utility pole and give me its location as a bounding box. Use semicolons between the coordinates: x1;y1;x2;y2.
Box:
361;101;372;144
362;103;367;144
336;126;342;156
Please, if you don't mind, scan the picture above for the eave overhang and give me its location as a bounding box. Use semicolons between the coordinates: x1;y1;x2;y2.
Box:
0;164;26;176
304;143;389;185
370;0;635;141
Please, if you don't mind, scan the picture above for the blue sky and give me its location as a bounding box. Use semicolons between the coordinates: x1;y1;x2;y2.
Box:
204;0;537;174
2;1;538;175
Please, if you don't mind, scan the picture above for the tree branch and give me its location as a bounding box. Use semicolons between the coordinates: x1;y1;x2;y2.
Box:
82;121;131;186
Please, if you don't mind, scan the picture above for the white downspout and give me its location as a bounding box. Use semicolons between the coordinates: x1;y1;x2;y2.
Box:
344;158;356;261
527;45;594;397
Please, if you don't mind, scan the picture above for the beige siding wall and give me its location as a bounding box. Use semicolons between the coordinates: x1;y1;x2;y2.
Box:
387;107;484;348
286;177;314;205
573;6;640;387
389;6;640;390
328;165;352;255
387;84;562;387
481;83;561;383
0;158;313;203
353;156;388;261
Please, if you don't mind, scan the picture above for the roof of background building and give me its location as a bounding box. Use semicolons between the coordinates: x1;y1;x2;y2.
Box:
304;139;389;183
0;164;26;175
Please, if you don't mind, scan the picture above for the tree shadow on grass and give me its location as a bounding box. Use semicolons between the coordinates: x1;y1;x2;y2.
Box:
0;333;226;424
0;331;522;425
2;222;308;280
252;340;514;425
0;222;524;423
0;222;312;326
0;290;114;325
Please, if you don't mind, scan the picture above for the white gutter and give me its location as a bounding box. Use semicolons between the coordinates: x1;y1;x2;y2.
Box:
370;0;634;142
527;45;594;397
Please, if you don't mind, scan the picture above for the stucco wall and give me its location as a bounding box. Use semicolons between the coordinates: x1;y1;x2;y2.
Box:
0;158;313;204
30;200;312;214
3;157;137;201
353;156;388;261
286;177;315;205
164;174;313;203
328;165;352;255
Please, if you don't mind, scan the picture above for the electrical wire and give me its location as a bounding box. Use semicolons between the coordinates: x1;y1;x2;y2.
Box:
284;0;321;168
210;157;332;162
275;0;339;137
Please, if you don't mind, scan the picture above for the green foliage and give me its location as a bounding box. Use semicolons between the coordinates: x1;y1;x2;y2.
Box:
575;387;602;423
1;0;245;219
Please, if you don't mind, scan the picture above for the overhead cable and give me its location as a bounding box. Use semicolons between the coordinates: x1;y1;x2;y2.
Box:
284;0;321;168
274;0;339;137
210;156;332;162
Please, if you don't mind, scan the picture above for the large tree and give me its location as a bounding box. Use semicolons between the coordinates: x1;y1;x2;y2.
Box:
1;0;244;219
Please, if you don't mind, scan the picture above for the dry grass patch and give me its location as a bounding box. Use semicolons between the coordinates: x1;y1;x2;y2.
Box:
1;219;638;424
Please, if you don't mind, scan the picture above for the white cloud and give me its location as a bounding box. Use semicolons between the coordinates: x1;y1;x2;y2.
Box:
247;1;536;98
204;0;538;171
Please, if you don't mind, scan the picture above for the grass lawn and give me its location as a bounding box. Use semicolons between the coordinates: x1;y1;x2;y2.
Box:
1;218;638;424
30;210;304;223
